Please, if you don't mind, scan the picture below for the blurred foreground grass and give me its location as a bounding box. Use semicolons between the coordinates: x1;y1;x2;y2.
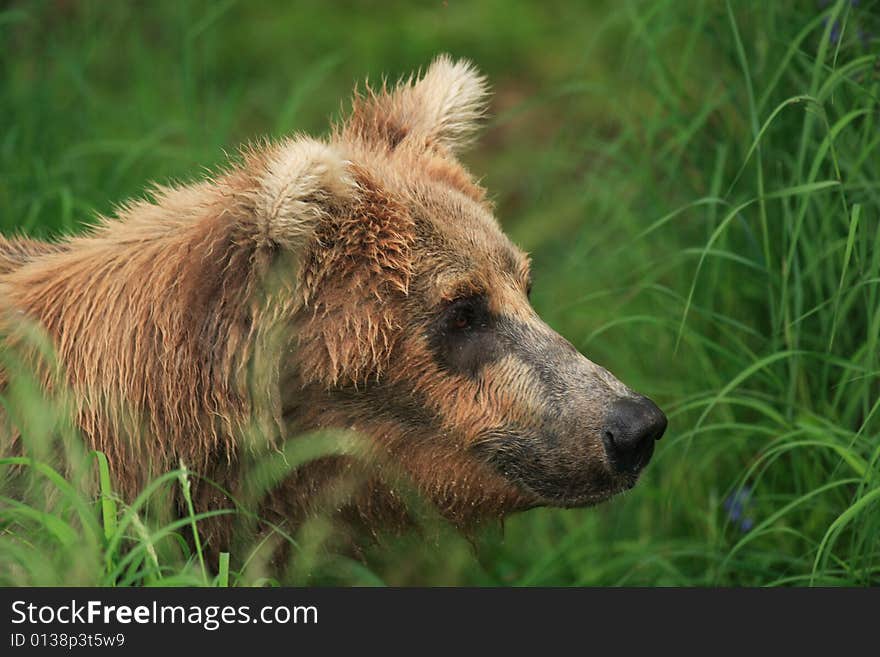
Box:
1;0;879;585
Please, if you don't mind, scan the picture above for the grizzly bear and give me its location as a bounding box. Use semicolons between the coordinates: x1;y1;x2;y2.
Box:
0;56;666;557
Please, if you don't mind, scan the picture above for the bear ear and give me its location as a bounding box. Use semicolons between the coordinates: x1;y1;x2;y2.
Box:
249;136;355;250
344;54;490;154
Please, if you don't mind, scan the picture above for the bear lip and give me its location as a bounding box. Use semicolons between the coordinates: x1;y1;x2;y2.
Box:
470;430;642;507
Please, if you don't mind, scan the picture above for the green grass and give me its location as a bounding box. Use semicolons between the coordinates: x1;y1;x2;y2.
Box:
1;0;879;586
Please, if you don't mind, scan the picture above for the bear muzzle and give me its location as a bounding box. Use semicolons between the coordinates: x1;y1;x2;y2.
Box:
468;317;668;507
601;395;667;474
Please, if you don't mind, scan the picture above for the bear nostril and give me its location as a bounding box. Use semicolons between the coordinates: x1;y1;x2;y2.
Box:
602;396;667;473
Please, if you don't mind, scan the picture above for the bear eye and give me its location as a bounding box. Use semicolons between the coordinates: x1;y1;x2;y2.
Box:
451;305;474;330
444;295;487;333
428;294;495;376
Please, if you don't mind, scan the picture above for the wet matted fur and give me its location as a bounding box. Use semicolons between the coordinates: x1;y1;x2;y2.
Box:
0;56;666;559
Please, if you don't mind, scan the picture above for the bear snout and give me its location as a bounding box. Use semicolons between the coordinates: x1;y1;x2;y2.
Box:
601;395;667;474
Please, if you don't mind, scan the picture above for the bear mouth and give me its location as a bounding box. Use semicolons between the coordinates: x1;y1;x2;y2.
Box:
471;430;641;507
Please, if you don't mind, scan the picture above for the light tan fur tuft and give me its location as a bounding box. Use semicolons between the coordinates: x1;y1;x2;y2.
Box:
253;137;356;249
342;54;490;154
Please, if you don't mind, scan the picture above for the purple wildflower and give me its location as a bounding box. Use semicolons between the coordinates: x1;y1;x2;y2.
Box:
818;0;875;47
723;486;755;533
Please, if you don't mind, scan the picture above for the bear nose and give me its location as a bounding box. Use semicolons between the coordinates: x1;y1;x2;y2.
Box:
602;396;667;473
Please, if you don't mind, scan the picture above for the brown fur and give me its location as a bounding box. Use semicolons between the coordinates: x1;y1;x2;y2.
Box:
1;56;662;562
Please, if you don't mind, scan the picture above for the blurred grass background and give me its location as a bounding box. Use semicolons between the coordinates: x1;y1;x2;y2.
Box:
1;0;879;585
